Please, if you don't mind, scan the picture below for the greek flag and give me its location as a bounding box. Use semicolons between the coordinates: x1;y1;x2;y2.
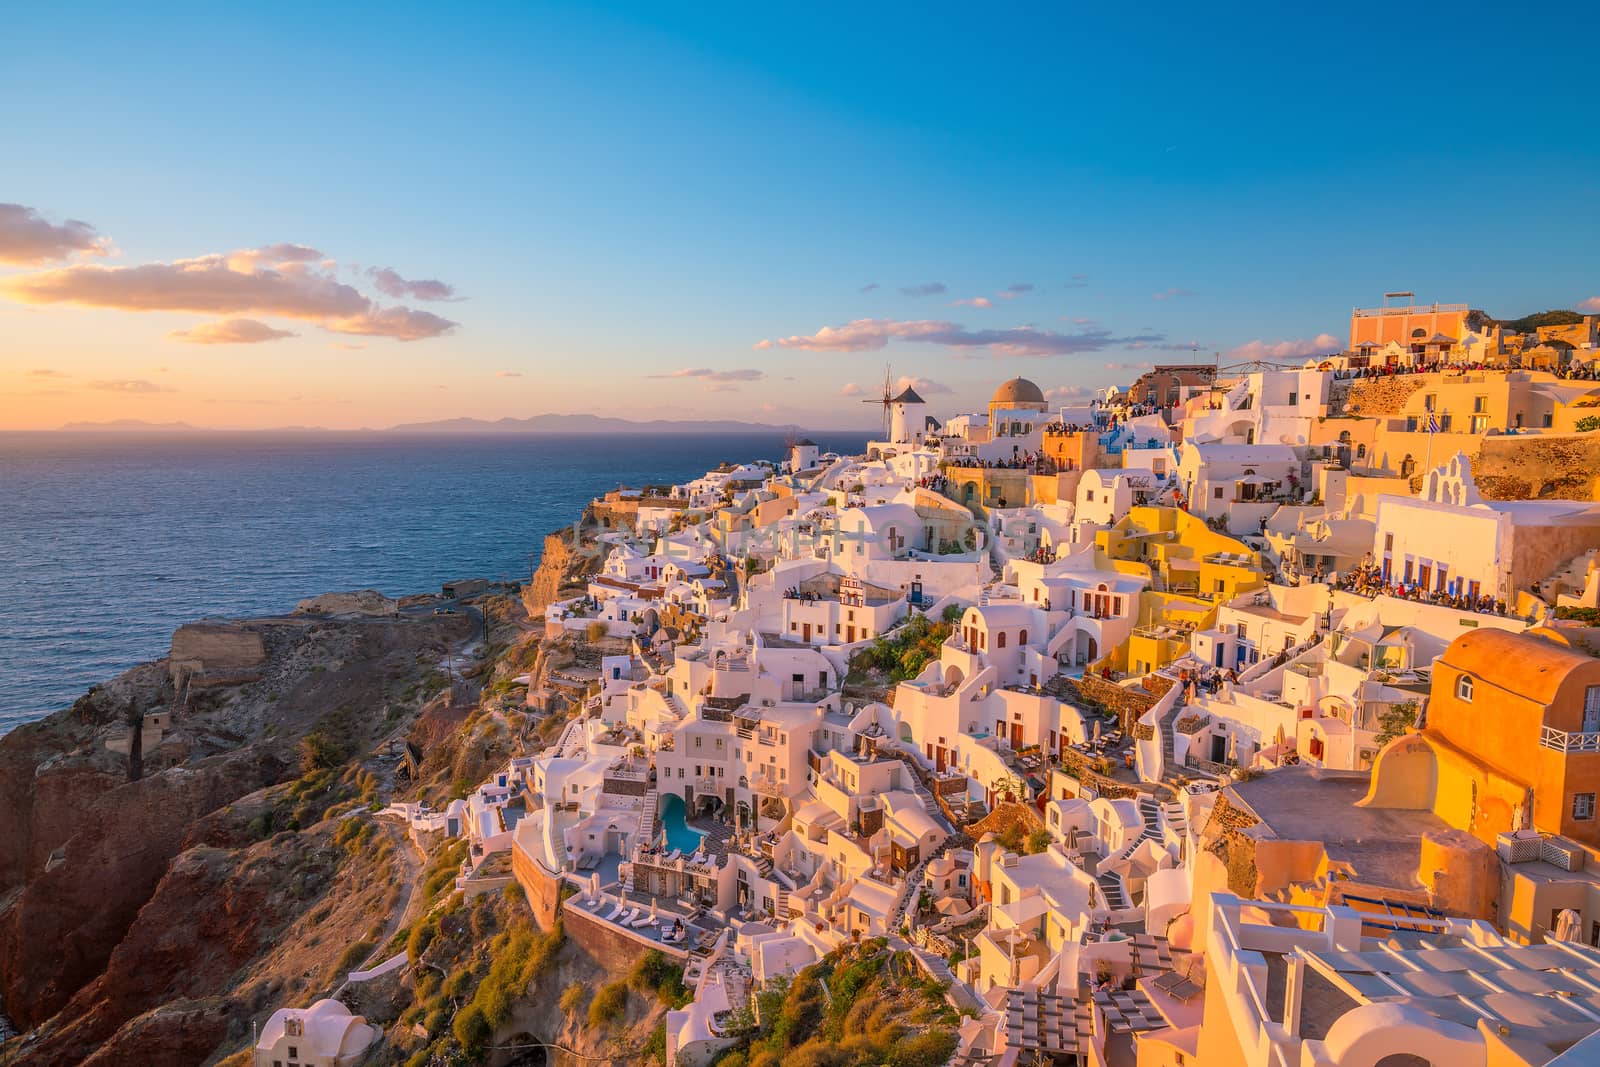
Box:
1427;411;1440;434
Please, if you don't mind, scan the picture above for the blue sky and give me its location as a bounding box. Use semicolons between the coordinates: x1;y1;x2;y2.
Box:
2;2;1596;429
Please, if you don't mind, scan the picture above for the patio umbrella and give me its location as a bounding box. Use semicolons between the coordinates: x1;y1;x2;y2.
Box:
1556;908;1582;942
590;872;601;902
1092;719;1102;743
649;899;660;923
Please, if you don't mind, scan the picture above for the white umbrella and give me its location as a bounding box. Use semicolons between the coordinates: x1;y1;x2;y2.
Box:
650;899;660;923
1556;909;1582;942
1092;719;1102;743
589;872;601;902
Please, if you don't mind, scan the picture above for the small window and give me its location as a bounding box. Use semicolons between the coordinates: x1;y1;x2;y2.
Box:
997;632;1007;649
1575;793;1596;821
1456;675;1473;703
1213;486;1224;499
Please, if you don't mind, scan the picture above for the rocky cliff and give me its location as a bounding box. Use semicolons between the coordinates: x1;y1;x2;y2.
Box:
0;607;468;1060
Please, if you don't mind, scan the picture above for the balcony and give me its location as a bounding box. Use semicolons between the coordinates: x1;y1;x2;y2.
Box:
1539;726;1600;754
749;774;788;798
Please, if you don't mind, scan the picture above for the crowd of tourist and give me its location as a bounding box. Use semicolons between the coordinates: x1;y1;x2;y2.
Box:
1334;563;1524;618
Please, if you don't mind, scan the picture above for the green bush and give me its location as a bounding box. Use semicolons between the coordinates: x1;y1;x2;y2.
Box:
406;916;439;962
1576;415;1600;433
629;949;691;1007
560;981;587;1015
589;980;628;1028
1025;828;1051;854
643;1021;668;1063
299;728;350;774
335;940;374;973
452;1004;492;1052
887;1030;958;1067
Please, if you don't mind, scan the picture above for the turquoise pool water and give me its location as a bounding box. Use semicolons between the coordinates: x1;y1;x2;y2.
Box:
658;793;705;854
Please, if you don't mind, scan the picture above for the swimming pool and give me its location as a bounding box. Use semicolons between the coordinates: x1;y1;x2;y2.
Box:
658;793;706;855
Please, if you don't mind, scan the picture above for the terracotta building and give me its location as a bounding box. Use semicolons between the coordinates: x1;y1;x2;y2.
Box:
1365;627;1600;849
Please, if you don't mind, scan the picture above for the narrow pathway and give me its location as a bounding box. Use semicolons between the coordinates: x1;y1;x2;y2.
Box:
331;818;425;998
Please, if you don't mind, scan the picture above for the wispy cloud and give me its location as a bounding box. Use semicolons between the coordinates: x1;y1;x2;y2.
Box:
224;244;323;272
899;282;947;297
168;318;297;345
1580;296;1600;312
1063;274;1089;289
838;382;863;397
649;367;766;383
756;318;1163;358
1226;333;1340;361
88;379;171;394
367;266;461;302
28;368;70;378
0;203;114;266
496;370;523;378
1046;384;1095;401
997;283;1034;300
1152;287;1195;301
895;375;952;395
0;240;459;342
859;283;879;294
323;306;458;341
952;296;992;308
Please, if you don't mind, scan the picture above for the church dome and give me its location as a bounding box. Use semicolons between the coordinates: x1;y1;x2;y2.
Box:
991;377;1046;406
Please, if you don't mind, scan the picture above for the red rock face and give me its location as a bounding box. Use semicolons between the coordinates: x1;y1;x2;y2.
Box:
13;834;317;1065
0;749;274;1028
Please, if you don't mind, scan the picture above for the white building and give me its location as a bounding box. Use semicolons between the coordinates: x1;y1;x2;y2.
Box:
254;1000;379;1067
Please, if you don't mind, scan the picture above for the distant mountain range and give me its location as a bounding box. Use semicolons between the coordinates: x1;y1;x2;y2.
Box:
59;419;203;431
55;414;865;435
386;413;815;434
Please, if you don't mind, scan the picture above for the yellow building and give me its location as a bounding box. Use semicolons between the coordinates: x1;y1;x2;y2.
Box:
1095;506;1265;603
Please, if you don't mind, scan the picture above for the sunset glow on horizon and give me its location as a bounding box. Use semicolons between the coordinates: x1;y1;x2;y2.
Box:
3;4;1596;431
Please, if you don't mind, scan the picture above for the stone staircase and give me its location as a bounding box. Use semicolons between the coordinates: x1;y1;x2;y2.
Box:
909;944;983;1014
1097;870;1130;910
638;787;660;846
1162;800;1188;840
888;830;970;934
1111;795;1165;864
1154;699;1186;784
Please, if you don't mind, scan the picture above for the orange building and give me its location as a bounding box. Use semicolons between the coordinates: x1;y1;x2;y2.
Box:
1364;628;1600;849
1348;297;1489;350
1039;425;1099;472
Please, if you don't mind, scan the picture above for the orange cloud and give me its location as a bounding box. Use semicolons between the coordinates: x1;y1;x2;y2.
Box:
0;203;113;266
1226;333;1340;361
168;318;298;344
325;306;458;342
1;248;458;342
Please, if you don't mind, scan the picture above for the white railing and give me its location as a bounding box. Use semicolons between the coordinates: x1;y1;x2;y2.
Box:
1540;725;1600;753
1351;303;1468;318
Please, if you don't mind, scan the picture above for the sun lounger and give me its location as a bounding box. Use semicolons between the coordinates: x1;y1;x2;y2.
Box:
630;911;655;928
616;908;635;924
602;901;623;921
